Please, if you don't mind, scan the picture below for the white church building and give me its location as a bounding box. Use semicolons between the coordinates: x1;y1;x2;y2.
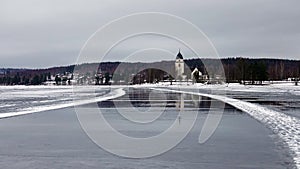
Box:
174;50;208;83
175;50;186;81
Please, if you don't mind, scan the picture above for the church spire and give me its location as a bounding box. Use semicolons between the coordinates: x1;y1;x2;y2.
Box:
176;49;183;59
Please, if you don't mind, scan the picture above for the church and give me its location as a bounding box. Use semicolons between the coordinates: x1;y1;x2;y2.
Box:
174;50;208;83
175;50;186;81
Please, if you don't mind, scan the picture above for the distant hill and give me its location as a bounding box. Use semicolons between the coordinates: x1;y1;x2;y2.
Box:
0;58;299;85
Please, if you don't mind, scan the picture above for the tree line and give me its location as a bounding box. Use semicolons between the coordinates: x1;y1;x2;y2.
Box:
220;58;300;84
0;58;299;85
0;72;51;85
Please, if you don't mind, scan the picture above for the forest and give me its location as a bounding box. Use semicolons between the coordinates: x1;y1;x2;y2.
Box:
0;58;299;85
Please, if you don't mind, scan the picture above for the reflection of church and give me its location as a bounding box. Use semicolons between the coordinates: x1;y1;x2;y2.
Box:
175;50;186;81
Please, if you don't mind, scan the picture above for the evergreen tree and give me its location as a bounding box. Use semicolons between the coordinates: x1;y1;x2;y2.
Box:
104;72;110;84
31;75;41;85
55;75;61;85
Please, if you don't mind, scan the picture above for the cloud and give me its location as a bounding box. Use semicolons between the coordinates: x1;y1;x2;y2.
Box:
0;0;299;68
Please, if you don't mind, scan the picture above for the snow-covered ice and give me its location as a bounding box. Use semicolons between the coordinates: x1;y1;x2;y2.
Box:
0;87;291;169
0;86;125;119
0;83;299;168
152;86;300;168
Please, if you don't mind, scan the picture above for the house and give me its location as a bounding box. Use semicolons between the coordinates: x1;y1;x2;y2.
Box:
191;67;209;83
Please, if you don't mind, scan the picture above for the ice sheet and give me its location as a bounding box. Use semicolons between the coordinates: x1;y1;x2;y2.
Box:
0;86;125;119
153;87;300;168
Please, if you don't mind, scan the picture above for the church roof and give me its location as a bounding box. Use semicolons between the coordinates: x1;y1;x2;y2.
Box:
176;50;183;59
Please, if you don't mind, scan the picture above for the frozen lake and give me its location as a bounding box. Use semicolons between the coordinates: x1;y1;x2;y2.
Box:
0;86;297;168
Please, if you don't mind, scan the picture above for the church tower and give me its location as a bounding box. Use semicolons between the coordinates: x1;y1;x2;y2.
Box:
175;50;184;80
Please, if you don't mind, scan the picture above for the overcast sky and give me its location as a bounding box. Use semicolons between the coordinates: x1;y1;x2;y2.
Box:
0;0;299;68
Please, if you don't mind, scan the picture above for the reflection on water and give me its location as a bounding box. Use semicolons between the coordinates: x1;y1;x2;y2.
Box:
175;93;184;110
95;88;240;114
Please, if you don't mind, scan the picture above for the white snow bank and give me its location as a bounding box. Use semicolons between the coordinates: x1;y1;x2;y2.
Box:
0;88;125;119
152;87;300;168
142;82;300;95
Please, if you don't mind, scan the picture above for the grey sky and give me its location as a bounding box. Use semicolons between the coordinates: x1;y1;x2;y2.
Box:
0;0;299;68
